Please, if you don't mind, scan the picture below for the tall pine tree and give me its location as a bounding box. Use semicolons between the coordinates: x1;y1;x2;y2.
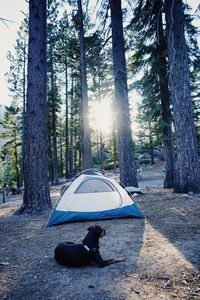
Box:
110;0;138;186
165;0;200;193
20;0;51;213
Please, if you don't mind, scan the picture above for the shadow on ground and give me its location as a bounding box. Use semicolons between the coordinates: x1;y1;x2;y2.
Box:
138;190;200;271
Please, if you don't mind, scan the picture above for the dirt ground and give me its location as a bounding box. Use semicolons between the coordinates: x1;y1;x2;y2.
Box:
0;184;200;299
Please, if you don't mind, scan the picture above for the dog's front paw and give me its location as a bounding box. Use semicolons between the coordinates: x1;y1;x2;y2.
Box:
115;257;126;263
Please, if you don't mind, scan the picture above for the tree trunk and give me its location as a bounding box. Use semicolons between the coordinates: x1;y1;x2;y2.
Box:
156;1;175;188
165;0;200;193
21;0;51;212
113;126;117;173
65;57;70;178
74;105;80;174
50;47;59;185
48;135;54;184
96;132;100;164
97;66;104;170
52;130;59;184
19;41;27;188
100;136;104;170
110;0;138;187
148;124;155;165
77;0;93;170
150;145;155;165
69;75;74;177
69;126;74;177
14;130;20;188
59;115;64;177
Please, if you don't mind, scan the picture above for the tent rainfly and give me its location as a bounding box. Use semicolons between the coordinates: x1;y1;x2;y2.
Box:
47;171;144;226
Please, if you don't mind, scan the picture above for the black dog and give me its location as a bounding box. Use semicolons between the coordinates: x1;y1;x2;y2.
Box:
54;225;125;268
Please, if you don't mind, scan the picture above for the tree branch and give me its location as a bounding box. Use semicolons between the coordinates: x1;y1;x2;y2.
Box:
0;17;14;28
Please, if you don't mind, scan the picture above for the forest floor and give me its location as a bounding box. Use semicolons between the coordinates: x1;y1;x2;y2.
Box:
0;164;200;300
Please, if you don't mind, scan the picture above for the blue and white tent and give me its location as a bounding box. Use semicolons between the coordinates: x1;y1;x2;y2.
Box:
47;171;143;226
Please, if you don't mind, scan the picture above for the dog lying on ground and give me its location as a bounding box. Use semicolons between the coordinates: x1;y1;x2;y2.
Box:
54;225;125;268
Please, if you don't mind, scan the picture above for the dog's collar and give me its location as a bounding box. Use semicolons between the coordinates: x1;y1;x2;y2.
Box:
83;244;90;252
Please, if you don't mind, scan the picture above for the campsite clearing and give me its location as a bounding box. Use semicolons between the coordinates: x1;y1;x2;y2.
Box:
0;187;199;299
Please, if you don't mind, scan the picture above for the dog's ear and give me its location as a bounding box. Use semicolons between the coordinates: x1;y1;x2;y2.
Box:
94;225;102;231
87;225;102;231
87;226;95;232
87;225;106;238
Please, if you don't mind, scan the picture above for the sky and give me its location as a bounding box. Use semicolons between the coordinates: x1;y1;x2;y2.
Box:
0;0;28;106
0;0;199;107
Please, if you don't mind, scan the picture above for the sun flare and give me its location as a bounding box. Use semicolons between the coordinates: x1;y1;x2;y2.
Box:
90;98;114;134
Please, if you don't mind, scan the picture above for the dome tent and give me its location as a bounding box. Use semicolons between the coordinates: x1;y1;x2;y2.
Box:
47;170;143;226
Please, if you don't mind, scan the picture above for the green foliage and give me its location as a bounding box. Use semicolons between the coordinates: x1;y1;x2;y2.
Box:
127;0;165;151
183;4;200;133
0;103;21;187
6;18;28;104
127;0;199;154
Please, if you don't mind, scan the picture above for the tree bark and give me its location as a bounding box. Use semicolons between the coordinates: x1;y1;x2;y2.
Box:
77;0;93;170
49;46;59;185
98;63;104;170
112;123;117;173
110;0;138;187
65;56;70;178
19;41;27;188
148;123;155;165
69;125;74;177
21;0;51;212
156;0;175;188
14;130;20;188
165;0;200;193
69;74;74;177
59;115;64;177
